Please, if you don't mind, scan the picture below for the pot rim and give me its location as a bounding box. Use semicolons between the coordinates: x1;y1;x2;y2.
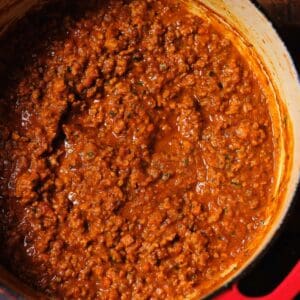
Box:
189;0;300;298
0;0;299;299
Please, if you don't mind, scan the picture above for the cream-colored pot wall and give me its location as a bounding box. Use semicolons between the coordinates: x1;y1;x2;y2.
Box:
0;0;299;299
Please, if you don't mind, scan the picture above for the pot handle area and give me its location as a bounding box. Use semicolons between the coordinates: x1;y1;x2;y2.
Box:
0;266;299;300
215;261;300;300
256;0;300;27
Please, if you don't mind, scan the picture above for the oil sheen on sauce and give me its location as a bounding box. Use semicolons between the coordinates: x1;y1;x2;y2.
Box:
0;0;275;298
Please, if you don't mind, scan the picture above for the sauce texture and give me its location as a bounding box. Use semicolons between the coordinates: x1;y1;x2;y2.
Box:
0;0;275;298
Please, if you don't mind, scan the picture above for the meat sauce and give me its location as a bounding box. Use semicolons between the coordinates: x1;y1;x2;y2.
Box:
0;0;275;298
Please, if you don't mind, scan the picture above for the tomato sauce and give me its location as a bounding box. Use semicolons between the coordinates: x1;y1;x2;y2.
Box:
0;0;275;298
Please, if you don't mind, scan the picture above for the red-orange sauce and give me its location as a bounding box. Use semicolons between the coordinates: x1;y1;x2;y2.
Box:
0;0;275;298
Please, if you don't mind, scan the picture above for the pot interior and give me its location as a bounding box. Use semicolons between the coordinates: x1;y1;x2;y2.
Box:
0;0;299;299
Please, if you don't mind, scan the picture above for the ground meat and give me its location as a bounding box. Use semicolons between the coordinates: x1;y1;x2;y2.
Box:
0;0;275;299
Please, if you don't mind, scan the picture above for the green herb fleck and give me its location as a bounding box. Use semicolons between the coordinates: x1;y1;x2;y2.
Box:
183;158;189;166
159;63;167;71
107;146;113;153
137;80;144;86
188;273;197;281
132;54;142;62
109;111;117;117
87;151;95;158
231;179;241;188
162;173;171;181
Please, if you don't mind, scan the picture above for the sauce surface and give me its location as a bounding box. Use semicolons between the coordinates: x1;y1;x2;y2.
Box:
0;0;275;298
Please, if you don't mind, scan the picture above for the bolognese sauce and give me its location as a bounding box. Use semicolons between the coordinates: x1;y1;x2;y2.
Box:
0;0;275;298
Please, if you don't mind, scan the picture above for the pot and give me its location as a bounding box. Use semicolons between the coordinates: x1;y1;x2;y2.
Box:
0;0;299;299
